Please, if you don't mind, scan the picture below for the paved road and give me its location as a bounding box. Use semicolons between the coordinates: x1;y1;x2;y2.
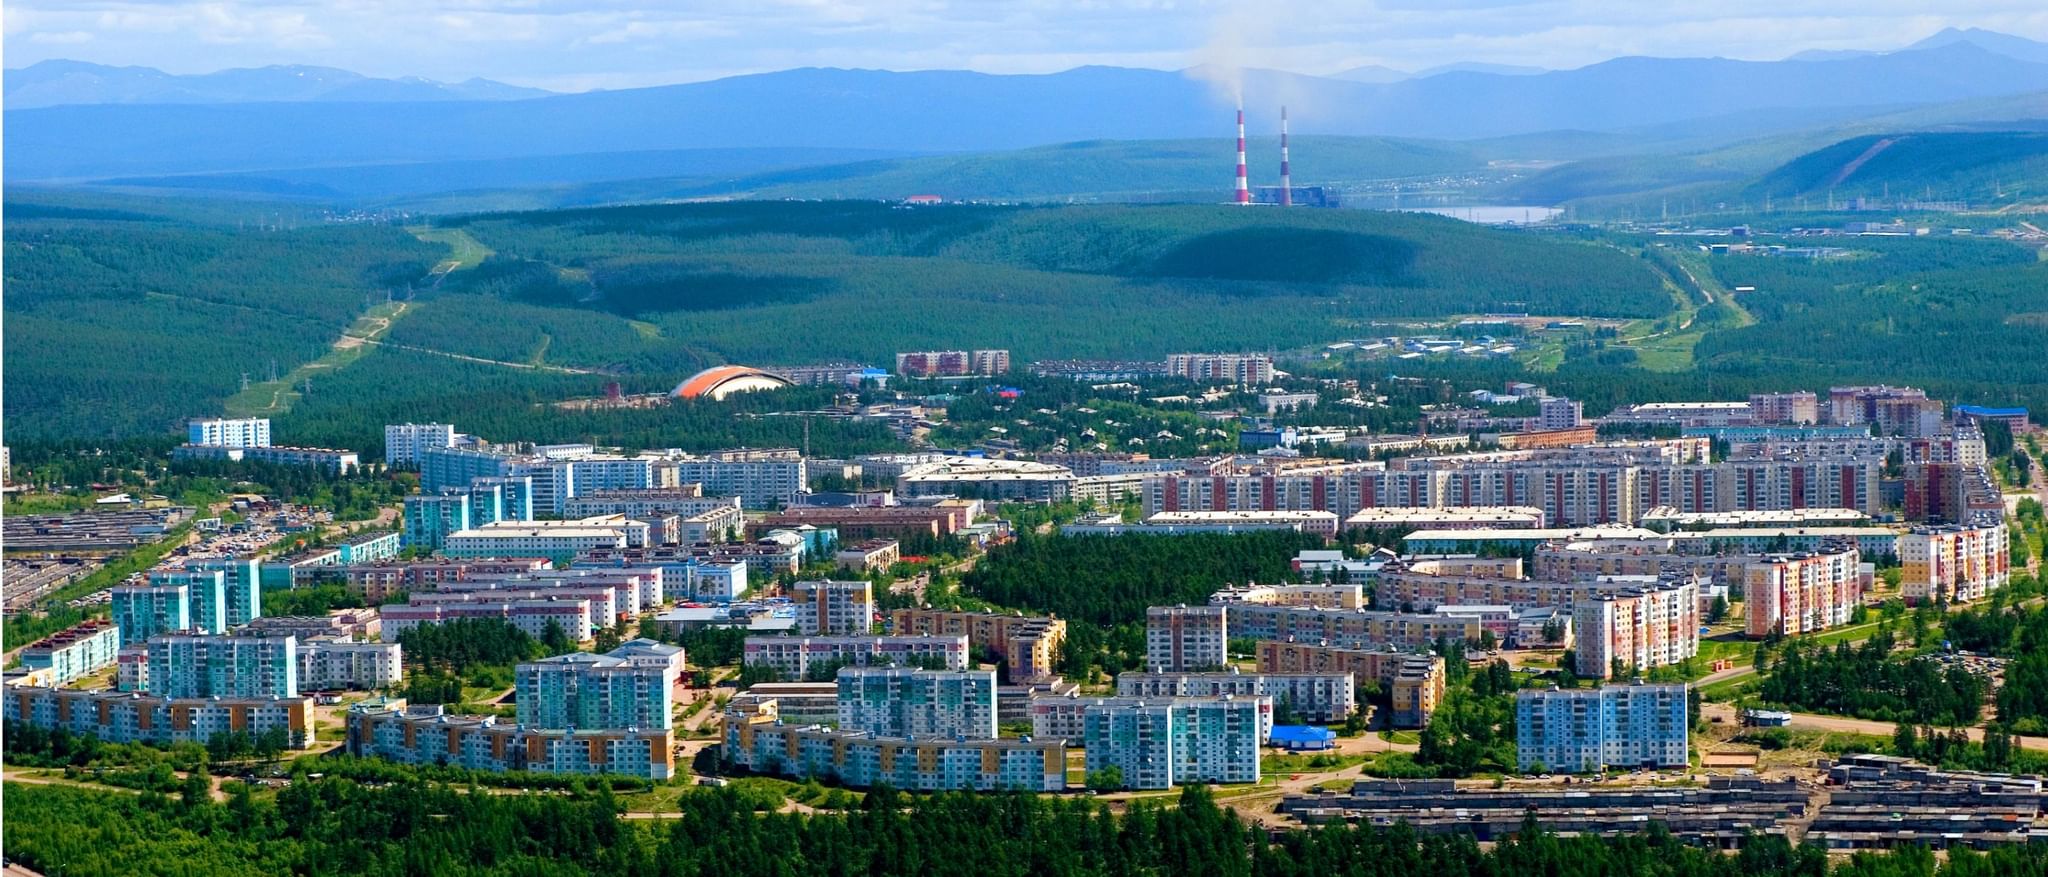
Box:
1700;703;2048;751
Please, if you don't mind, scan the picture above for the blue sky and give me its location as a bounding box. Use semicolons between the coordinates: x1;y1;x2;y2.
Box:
7;1;2048;92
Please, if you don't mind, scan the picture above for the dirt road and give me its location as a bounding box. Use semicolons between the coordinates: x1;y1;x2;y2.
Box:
1699;702;2048;751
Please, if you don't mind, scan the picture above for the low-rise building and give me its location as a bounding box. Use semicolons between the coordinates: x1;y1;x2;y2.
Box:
442;518;643;562
1253;642;1445;728
741;635;971;679
18;620;121;686
1344;506;1547;531
723;716;1064;792
1116;669;1355;725
346;700;674;780
835;538;901;573
887;609;1067;682
6;685;312;748
1516;684;1690;772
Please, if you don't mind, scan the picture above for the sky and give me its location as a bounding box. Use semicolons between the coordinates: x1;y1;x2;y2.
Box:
6;0;2048;93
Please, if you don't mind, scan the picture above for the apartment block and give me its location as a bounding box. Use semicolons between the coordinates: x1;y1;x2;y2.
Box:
420;446;519;493
669;449;807;509
384;423;457;466
380;598;594;643
515;641;681;732
145;632;298;700
1082;695;1266;789
836;666;999;739
347;701;674;780
741;635;971;679
1211;582;1368;610
187;417;271;448
442;518;639;562
1254;642;1446;728
1900;521;2011;605
297;639;404;691
339;558;552;603
1146;605;1229;672
1166;353;1274;386
790;579;875;636
7;686;312;749
1220;603;1480;652
886;609;1068;683
1572;579;1700;679
1745;545;1864;638
18;620;122;686
894;349;1011;378
1748;392;1820;426
112;580;194;642
173;444;361;473
1115;668;1356;724
182;557;263;628
723;716;1063;791
1516;684;1690;772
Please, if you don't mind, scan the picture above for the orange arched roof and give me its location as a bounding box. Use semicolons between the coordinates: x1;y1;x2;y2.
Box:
673;365;790;399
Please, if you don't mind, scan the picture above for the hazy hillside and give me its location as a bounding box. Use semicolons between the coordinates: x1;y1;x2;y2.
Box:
15;43;2048;181
1742;131;2048;201
3;60;548;109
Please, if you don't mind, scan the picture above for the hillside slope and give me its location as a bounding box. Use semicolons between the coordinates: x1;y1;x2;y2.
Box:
1742;131;2048;201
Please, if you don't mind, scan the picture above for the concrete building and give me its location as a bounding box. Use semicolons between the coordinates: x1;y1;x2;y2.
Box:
18;620;122;686
182;557;263;628
741;634;971;679
380;598;594;643
1539;397;1584;430
790;579;876;636
836;665;999;739
1829;386;1941;436
442;518;641;562
1253;642;1445;728
241;608;384;642
347;700;674;780
1144;510;1340;536
403;477;536;551
1749;392;1820;425
7;685;312;749
894;349;1011;378
1220;603;1481;652
112;579;195;642
1116;668;1356;724
669;449;808;509
144;632;298;700
1573;579;1700;679
1899;521;2010;604
420;446;520;494
1083;695;1265;789
188;417;271;448
1344;506;1546;531
172;444;361;473
1146;605;1228;672
297;639;404;691
1745;545;1864;638
835;538;901;573
723;716;1063;791
384;423;457;466
886;609;1068;683
515;642;680;732
1516;684;1690;772
1166;353;1274;386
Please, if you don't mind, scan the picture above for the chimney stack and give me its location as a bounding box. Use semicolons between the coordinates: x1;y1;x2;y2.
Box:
1234;104;1250;205
1279;106;1292;207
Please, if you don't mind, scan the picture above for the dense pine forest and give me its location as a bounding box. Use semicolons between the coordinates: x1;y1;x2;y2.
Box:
9;777;2048;877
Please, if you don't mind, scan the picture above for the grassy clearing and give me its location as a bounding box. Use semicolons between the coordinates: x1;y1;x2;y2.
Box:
408;226;494;273
224;301;414;418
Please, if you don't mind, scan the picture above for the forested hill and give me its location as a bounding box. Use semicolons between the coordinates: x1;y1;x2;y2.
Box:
1743;131;2048;202
2;194;1672;443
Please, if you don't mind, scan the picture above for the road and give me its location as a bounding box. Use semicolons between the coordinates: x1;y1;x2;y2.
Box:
1700;702;2048;752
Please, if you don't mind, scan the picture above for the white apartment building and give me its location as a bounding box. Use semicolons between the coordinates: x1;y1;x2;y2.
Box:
1145;605;1229;672
442;518;640;561
790;579;876;636
188;417;271;448
836;666;999;739
1115;669;1355;726
384;423;457;466
669;450;808;509
297;639;404;690
1539;397;1584;430
1572;578;1700;679
1516;684;1690;772
741;635;971;679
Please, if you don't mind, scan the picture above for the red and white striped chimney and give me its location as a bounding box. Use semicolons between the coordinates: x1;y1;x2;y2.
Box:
1279;105;1293;207
1234;104;1250;204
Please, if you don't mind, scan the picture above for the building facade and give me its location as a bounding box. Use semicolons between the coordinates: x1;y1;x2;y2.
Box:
1114;669;1355;724
1146;605;1229;672
19;620;122;686
384;423;457;466
1572;580;1700;679
188;417;271;448
1745;545;1864;638
7;686;312;748
791;579;875;636
836;666;999;739
144;632;298;700
1516;684;1690;772
723;716;1063;791
1082;695;1265;789
1899;521;2011;604
346;701;674;780
741;635;971;679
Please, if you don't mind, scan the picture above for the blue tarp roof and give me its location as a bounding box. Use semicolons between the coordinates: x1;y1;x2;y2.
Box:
1270;725;1337;744
1957;405;2028;417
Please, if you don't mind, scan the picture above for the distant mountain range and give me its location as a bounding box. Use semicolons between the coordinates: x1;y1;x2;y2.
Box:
3;59;551;109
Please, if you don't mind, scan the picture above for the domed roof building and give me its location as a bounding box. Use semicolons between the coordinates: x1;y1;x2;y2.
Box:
671;365;792;400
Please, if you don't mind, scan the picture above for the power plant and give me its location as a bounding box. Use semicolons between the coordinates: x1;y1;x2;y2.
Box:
1236;105;1336;207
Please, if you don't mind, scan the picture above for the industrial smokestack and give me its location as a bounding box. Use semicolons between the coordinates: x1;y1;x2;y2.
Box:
1279;105;1292;207
1234;104;1250;205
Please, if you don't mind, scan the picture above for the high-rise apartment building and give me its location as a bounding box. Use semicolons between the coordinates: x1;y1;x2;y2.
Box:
1145;605;1228;672
187;417;271;448
791;579;875;636
112;580;194;642
515;641;680;731
1082;695;1265;789
1900;521;2010;604
1745;545;1863;638
1572;578;1700;679
145;632;299;700
1516;683;1690;772
741;635;971;679
1748;392;1820;425
384;423;457;466
183;557;262;628
1166;353;1275;386
836;666;999;739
